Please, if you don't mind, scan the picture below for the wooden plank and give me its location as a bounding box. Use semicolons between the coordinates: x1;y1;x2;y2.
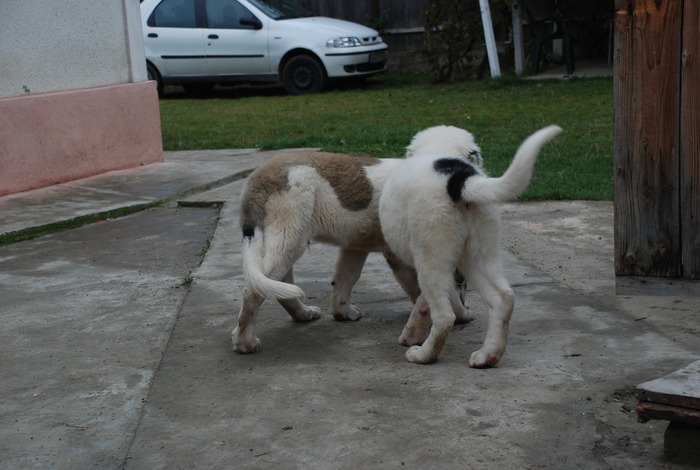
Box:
616;275;700;296
681;0;700;280
636;360;700;410
613;0;683;277
636;402;700;426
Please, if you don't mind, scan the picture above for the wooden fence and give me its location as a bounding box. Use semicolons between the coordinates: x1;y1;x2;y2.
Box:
295;1;615;73
614;0;700;285
295;0;429;70
295;0;426;29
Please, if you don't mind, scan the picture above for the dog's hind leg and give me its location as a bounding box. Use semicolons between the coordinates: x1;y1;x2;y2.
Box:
466;266;514;368
278;268;322;321
232;287;265;353
331;248;368;321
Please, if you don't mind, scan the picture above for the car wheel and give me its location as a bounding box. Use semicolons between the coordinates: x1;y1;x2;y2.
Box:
282;55;325;95
146;62;164;96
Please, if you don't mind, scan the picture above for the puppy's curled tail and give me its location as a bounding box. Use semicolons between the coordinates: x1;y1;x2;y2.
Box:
462;125;563;203
242;228;305;300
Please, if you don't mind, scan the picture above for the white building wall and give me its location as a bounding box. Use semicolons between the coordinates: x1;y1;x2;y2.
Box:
0;0;147;98
0;0;161;196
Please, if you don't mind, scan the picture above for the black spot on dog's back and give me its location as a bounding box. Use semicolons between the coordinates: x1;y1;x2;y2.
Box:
434;158;479;202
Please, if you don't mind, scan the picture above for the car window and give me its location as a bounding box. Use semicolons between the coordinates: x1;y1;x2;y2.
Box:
206;0;258;29
246;0;312;20
149;0;197;28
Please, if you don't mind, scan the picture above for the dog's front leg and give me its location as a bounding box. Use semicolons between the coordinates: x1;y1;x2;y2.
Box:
331;248;368;321
232;287;264;353
450;286;474;324
383;250;421;303
398;295;430;346
399;280;472;347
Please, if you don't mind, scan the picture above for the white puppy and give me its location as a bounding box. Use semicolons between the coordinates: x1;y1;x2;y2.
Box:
233;151;421;353
379;125;563;367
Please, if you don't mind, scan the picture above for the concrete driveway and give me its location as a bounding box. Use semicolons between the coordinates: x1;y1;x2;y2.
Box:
1;149;698;469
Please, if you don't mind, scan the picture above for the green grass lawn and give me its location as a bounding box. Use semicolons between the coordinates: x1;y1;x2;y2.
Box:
159;73;613;200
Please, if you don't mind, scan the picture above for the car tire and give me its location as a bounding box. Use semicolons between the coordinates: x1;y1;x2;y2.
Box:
146;62;164;96
282;55;326;95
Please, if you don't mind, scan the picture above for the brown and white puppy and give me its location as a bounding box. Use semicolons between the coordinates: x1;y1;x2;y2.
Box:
233;151;423;353
380;125;563;367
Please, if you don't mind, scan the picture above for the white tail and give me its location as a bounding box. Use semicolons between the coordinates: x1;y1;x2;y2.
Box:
243;231;304;300
462;125;563;203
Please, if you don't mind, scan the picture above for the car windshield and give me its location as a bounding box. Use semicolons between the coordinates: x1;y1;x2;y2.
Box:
246;0;313;20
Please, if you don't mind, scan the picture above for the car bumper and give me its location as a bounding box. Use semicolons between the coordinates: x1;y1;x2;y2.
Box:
322;46;388;77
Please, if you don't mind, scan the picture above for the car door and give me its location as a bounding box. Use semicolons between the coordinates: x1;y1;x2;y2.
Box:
144;0;207;77
203;0;270;75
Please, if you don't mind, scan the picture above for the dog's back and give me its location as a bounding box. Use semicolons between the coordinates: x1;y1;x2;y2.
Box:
239;151;400;300
241;152;380;238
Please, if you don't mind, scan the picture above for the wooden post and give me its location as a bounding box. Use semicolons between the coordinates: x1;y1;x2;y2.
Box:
681;1;700;280
614;0;683;278
511;1;525;76
479;0;501;78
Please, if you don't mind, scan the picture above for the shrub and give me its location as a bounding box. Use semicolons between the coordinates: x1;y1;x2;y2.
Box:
421;0;512;83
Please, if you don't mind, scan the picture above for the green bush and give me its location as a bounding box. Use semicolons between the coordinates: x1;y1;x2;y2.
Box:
420;0;512;82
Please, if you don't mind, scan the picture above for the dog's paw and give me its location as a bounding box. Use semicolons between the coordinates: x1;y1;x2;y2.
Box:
333;305;362;321
292;305;322;322
398;324;427;346
453;306;475;324
233;338;261;354
469;349;501;368
405;345;438;364
398;332;423;347
232;327;261;354
399;302;431;345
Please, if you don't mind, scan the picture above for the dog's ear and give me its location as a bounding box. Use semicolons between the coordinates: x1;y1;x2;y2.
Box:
464;148;483;168
405;126;436;158
405;133;422;158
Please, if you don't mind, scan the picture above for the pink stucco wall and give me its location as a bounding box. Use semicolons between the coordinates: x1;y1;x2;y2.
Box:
0;81;163;196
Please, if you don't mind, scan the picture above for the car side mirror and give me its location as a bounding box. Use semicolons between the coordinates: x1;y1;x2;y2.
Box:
240;17;262;30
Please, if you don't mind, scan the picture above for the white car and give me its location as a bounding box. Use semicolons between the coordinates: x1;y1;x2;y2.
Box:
140;0;389;95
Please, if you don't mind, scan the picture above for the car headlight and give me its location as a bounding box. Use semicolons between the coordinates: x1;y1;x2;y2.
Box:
326;37;362;48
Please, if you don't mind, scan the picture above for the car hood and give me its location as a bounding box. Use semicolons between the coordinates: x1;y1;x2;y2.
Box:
282;16;380;39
